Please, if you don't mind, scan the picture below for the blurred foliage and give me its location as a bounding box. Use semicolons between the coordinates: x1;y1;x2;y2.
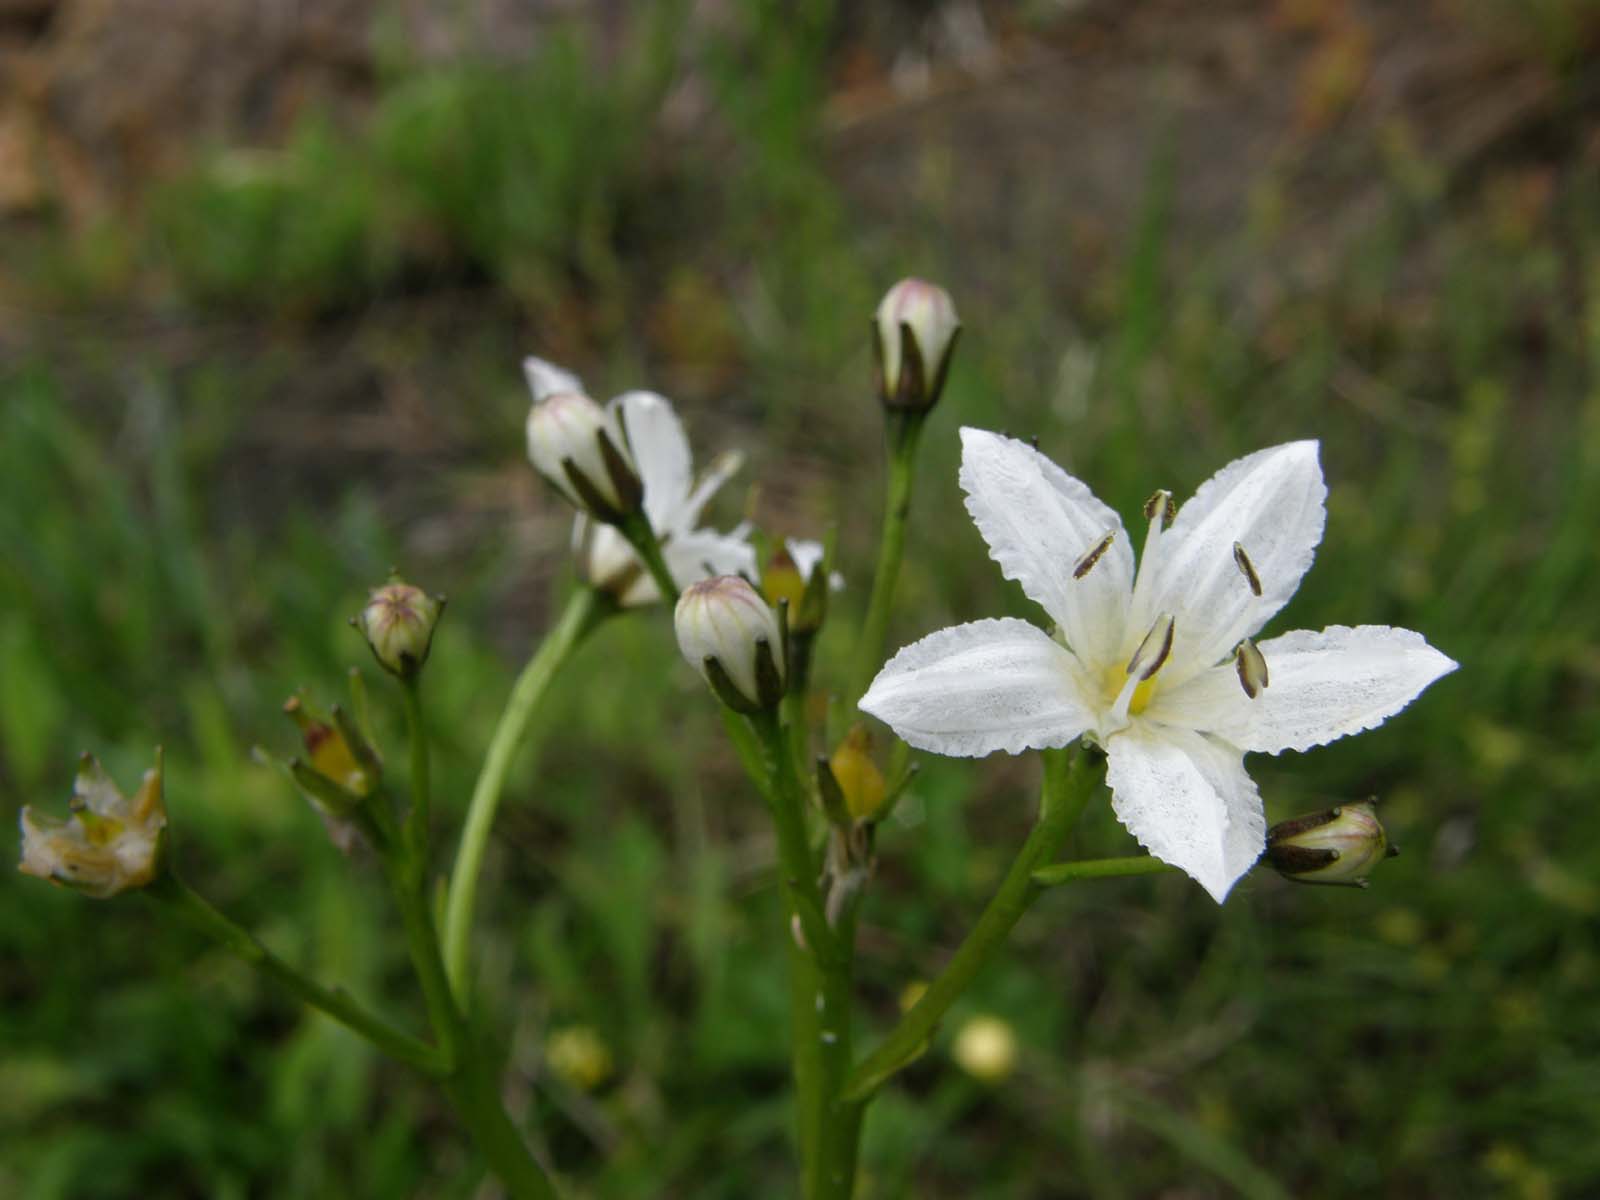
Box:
4;1;1600;1198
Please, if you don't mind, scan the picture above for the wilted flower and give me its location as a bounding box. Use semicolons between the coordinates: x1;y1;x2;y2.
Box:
675;575;786;712
527;357;754;605
952;1014;1018;1083
762;538;842;637
1265;799;1396;887
525;384;643;523
829;724;888;823
357;576;443;679
874;278;960;412
861;430;1457;902
19;752;167;898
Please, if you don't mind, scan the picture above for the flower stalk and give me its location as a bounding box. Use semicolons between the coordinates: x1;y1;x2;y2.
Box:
444;586;609;999
849;410;928;708
842;746;1099;1103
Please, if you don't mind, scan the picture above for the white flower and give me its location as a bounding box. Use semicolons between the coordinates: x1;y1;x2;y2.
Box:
860;429;1457;902
525;357;755;605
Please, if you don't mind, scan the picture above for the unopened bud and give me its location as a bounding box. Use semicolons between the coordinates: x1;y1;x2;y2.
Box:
1265;799;1396;887
674;575;786;712
545;1025;614;1091
829;725;887;823
19;752;167;898
952;1014;1018;1083
874;278;960;412
526;390;643;522
357;577;443;680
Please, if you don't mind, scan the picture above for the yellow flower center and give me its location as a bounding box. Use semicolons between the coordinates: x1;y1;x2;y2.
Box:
1102;665;1159;716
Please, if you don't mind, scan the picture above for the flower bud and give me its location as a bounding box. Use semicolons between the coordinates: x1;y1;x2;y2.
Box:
674;575;786;712
357;577;443;680
545;1025;614;1091
874;277;960;411
829;724;887;824
952;1014;1018;1083
526;391;643;522
1265;799;1396;888
19;752;167;898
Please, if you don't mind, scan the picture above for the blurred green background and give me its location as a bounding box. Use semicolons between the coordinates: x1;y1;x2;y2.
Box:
3;1;1599;1196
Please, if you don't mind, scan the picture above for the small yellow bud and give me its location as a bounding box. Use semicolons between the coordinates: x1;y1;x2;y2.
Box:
952;1014;1018;1083
545;1025;614;1091
284;697;377;798
19;752;167;898
829;725;887;823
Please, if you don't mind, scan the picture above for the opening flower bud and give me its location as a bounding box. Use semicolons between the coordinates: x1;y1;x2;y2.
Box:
874;277;960;412
357;577;443;680
19;752;167;898
1265;799;1396;887
284;696;379;799
526;391;643;522
674;575;786;712
762;539;837;637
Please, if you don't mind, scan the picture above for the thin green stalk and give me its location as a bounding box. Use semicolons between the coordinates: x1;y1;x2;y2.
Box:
444;587;606;999
389;695;559;1199
849;412;927;706
1032;855;1176;886
146;872;445;1076
401;678;431;862
750;709;857;1200
842;747;1099;1102
618;512;681;604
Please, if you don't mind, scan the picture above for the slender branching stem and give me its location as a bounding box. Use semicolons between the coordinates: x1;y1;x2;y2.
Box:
849;412;927;707
617;512;680;605
842;747;1100;1102
146;872;446;1076
444;586;606;1000
1032;855;1176;886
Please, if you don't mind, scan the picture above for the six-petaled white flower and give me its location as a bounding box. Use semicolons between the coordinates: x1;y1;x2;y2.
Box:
861;429;1457;902
525;357;754;606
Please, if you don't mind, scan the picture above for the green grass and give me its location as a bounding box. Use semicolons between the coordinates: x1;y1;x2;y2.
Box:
4;4;1600;1197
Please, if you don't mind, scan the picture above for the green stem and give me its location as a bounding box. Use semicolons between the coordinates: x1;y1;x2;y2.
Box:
444;1039;562;1200
444;587;606;1000
617;512;681;605
750;709;859;1199
841;747;1100;1102
401;678;431;864
1032;855;1176;886
849;412;927;706
146;872;446;1076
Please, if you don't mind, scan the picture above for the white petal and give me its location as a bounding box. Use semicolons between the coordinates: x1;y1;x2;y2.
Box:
679;450;744;531
860;618;1096;757
612;391;693;528
1105;725;1264;903
1144;624;1458;755
958;428;1133;673
523;356;585;403
1147;441;1326;682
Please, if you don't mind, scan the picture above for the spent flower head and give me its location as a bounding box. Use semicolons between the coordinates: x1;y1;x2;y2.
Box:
675;575;786;712
527;357;754;605
20;752;167;898
874;277;960;412
861;429;1457;901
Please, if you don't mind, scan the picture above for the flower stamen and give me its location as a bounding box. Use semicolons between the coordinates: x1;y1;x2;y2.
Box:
1072;528;1117;580
1234;637;1269;699
1233;541;1263;597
